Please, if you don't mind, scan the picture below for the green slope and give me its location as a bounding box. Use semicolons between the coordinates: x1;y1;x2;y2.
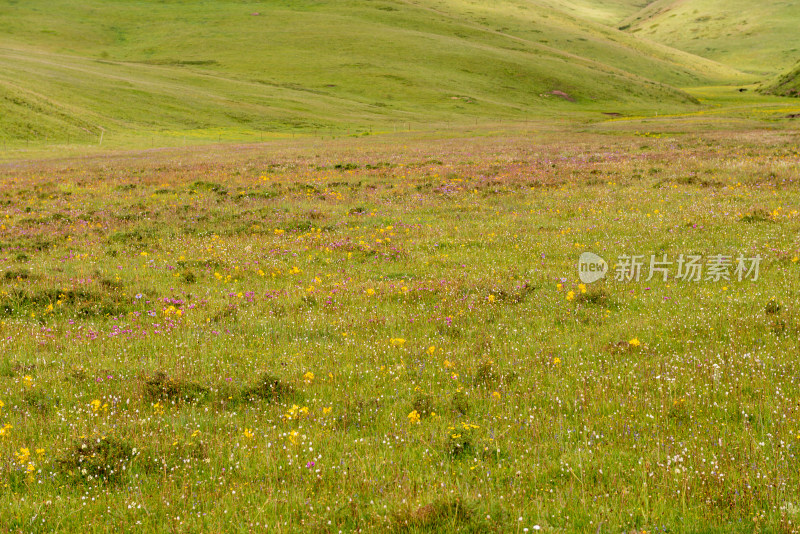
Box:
761;62;800;98
0;0;744;144
535;0;654;25
620;0;800;75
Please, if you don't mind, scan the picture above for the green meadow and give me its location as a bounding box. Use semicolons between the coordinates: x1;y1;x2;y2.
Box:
2;0;800;532
1;119;800;532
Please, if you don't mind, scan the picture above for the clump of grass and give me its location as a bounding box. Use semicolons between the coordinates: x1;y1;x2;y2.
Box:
446;423;480;459
447;434;474;459
58;436;136;483
240;373;295;403
607;340;638;355
764;298;792;335
0;359;36;378
770;317;789;335
210;305;238;323
765;298;781;315
189;180;227;196
285;219;313;233
142;372;209;404
3;269;34;281
0;288;131;318
412;393;435;418
348;206;367;215
576;286;612;307
69;366;88;382
740;208;772;223
675;175;723;187
486;282;535;305
450;391;470;415
108;227;156;244
98;277;124;291
333;162;359;170
473;359;499;388
667;397;690;424
393;498;473;531
23;388;60;413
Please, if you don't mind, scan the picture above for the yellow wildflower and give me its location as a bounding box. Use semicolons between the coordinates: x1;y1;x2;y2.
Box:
14;448;30;465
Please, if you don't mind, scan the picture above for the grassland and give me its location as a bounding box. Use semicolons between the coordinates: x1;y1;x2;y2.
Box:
1;116;800;531
2;0;800;531
0;0;749;147
619;0;800;75
535;0;650;25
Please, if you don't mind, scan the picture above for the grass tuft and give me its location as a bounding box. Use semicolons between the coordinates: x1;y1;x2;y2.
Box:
142;372;210;404
239;373;296;403
58;436;136;484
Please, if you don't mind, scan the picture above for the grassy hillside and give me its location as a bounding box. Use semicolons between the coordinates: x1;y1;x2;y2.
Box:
620;0;800;75
761;62;800;98
535;0;652;25
0;0;745;145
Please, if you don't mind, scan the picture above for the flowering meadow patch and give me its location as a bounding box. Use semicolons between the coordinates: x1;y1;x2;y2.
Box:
0;129;799;531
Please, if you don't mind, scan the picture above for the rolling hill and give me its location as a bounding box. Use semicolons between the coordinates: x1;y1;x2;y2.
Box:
761;62;800;98
618;0;800;75
534;0;651;25
0;0;748;144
